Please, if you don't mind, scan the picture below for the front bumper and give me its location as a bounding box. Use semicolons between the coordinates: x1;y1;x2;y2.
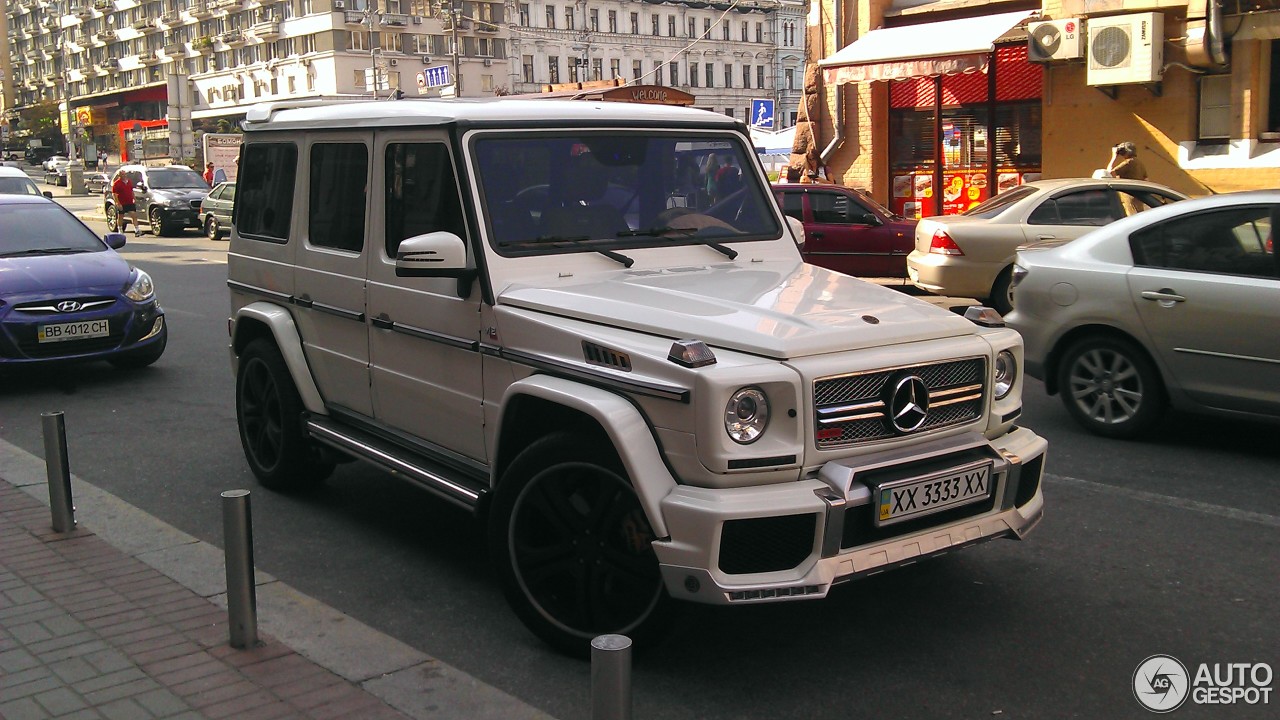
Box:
653;427;1046;605
0;301;166;364
156;206;200;227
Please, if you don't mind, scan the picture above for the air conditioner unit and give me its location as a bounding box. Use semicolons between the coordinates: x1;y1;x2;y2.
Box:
1027;18;1084;62
413;16;423;25
1087;12;1164;86
389;59;398;66
334;0;345;9
482;58;492;66
421;55;431;63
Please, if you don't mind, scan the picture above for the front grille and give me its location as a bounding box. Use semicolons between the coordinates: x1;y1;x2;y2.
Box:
718;513;817;575
814;358;986;448
188;200;202;210
13;297;116;315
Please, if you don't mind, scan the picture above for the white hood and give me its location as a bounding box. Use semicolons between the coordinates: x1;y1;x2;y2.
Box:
499;262;975;360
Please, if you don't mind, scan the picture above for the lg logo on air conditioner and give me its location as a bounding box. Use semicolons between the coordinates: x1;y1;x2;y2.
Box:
1134;655;1273;713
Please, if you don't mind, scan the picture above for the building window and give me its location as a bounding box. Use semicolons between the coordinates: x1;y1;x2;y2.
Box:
668;16;675;37
569;58;580;82
757;65;764;89
725;108;734;118
722;23;729;41
688;18;696;38
548;55;559;83
633;59;643;81
705;19;711;37
630;13;639;35
590;58;601;81
565;8;574;30
669;61;677;85
651;15;659;36
741;22;747;42
519;4;529;26
523;54;533;84
546;7;555;30
705;63;714;87
755;22;762;43
1270;39;1280;133
785;68;794;90
481;74;493;92
742;65;750;89
610;58;620;79
608;10;617;34
1198;74;1232;141
690;62;698;87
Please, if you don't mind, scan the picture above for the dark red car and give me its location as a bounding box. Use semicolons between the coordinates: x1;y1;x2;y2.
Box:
774;183;917;278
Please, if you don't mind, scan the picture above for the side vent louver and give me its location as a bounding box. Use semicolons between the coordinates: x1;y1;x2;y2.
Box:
582;342;633;372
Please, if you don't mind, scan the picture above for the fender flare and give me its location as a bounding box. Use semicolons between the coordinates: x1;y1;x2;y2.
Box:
232;302;325;414
499;375;677;538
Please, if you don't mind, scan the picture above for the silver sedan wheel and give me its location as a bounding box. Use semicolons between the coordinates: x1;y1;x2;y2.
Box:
1058;336;1165;438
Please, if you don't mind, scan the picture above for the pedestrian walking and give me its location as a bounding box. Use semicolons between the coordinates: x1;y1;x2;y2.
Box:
111;172;141;236
97;150;108;172
203;161;215;187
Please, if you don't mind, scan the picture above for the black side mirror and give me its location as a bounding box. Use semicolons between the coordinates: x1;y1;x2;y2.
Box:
43;191;53;199
860;212;882;226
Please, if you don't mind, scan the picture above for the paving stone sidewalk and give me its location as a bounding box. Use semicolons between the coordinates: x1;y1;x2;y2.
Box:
0;482;410;720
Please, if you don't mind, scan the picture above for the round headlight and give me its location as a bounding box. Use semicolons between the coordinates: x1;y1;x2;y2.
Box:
724;387;769;444
994;350;1017;400
125;269;155;302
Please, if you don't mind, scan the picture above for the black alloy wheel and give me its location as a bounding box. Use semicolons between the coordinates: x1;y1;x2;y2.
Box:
490;432;673;656
235;339;334;491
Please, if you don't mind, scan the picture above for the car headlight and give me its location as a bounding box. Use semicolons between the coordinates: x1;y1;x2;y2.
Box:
166;197;187;208
994;350;1017;400
724;387;769;444
125;269;155;302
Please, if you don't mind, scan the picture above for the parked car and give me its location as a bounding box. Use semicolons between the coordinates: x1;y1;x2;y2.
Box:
199;181;235;240
0;195;167;368
83;171;111;195
1007;190;1279;438
907;178;1187;313
0;167;52;198
227;98;1046;654
773;182;917;277
41;154;68;173
44;157;70;186
25;147;55;166
103;164;210;236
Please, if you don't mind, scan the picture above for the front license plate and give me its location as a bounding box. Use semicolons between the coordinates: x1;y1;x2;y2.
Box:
37;319;110;343
877;462;992;526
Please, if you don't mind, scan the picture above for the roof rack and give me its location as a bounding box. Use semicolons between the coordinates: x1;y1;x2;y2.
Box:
243;96;378;124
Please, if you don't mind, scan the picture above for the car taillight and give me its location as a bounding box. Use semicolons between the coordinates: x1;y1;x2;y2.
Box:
928;230;964;256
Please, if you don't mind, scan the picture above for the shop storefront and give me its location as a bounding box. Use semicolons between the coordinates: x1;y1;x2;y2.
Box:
887;44;1042;218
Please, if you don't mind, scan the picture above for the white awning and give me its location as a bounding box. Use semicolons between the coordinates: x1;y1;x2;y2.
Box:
818;10;1034;85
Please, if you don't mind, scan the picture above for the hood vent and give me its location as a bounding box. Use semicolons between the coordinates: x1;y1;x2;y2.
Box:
582;341;632;372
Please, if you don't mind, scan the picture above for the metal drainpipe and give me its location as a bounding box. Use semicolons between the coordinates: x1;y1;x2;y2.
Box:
818;0;844;169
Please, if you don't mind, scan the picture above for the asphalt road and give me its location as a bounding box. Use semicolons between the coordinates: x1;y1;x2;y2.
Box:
2;213;1276;719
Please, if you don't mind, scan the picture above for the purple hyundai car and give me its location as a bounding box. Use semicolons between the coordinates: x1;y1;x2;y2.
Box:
0;195;166;367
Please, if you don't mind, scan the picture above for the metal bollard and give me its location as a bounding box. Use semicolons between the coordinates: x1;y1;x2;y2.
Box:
591;634;633;720
221;489;259;649
41;412;75;533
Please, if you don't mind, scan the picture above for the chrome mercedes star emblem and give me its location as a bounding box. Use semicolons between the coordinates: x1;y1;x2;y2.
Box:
888;374;930;433
56;300;82;313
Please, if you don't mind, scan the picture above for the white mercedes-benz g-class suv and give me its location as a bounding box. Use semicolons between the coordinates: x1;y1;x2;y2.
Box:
227;97;1046;654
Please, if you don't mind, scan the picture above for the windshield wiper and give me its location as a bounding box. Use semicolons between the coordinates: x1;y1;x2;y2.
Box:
0;248;92;257
499;235;634;267
615;227;738;260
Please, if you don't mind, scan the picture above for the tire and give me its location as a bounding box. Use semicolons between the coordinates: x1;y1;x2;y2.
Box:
105;204;120;232
489;432;674;656
1056;336;1166;439
988;267;1014;316
149;207;167;237
235;339;334;491
108;334;166;370
205;216;221;241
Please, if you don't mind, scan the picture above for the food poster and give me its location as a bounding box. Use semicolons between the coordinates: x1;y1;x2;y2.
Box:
891;173;932;218
941;173;989;215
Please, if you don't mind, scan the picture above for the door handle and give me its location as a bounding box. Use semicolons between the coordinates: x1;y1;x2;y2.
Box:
1141;289;1186;303
1036;235;1056;241
811;232;824;239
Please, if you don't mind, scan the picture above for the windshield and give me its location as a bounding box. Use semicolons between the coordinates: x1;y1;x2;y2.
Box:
147;169;209;189
474;131;781;258
0;177;43;196
0;203;106;256
962;184;1038;219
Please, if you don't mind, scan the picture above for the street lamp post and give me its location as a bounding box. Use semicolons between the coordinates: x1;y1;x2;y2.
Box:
451;1;461;96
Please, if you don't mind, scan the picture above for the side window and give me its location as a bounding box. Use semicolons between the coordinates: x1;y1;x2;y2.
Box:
225;184;236;201
1130;205;1277;278
238;142;298;243
1027;200;1060;225
1051;189;1114;226
384;143;466;259
308;143;368;253
778;192;803;221
811;192;853;224
127;171;144;188
208;186;224;201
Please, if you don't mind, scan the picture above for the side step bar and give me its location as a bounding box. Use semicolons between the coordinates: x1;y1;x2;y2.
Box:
305;417;489;512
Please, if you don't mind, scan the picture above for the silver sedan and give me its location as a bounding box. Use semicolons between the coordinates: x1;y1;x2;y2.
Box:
1007;190;1279;438
907;178;1186;314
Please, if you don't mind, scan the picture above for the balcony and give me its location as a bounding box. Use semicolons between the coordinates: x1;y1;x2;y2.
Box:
192;36;214;53
93;0;112;10
381;14;408;27
96;28;116;42
213;0;243;9
164;40;187;55
133;18;157;32
476;21;499;34
101;57;120;71
252;20;280;38
219;30;244;46
75;6;95;20
190;2;214;19
343;10;364;25
138;50;159;64
161;13;182;26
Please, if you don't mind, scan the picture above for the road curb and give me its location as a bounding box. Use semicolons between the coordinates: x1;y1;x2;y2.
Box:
0;437;557;720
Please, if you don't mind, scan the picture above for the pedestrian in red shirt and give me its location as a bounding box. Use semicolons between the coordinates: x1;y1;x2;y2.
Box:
111;173;140;236
203;162;215;187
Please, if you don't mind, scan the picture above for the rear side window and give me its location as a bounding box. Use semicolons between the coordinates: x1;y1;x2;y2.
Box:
777;191;803;221
237;143;298;242
1029;190;1115;226
384;143;465;258
309;143;368;253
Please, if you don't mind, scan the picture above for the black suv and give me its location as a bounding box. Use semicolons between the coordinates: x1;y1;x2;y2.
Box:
104;164;210;236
